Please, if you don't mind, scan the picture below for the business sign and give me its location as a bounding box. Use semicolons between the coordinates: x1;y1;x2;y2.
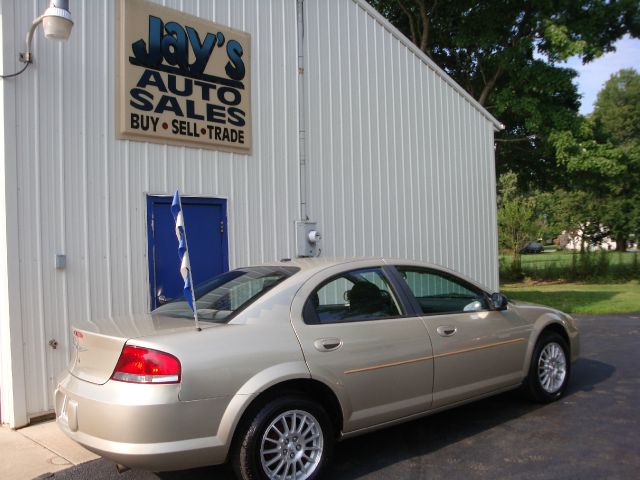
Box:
116;0;251;153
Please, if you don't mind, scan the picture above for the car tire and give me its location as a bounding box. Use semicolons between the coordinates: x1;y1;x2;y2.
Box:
524;332;570;403
232;394;334;480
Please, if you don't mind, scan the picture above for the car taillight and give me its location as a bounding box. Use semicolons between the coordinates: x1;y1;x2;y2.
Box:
111;345;181;384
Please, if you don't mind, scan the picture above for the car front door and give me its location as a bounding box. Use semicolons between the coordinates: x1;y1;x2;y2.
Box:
290;264;434;433
393;266;530;408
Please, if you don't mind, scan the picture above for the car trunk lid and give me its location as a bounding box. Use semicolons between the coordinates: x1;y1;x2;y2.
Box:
69;328;128;384
68;313;215;385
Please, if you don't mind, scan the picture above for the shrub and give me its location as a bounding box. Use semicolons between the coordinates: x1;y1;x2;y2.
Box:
499;251;637;283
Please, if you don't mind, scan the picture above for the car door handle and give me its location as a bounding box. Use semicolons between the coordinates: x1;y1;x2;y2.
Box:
436;326;457;337
313;338;343;352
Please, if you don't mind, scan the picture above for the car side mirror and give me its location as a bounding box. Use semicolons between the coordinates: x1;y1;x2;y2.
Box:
490;292;508;310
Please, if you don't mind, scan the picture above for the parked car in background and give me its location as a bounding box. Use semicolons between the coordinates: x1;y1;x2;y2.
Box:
520;241;544;254
55;257;579;479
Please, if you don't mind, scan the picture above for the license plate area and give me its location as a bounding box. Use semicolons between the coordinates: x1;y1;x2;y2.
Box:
57;393;79;432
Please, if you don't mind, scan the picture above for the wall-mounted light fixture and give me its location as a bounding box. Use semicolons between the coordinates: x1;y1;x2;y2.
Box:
20;0;74;64
1;0;73;78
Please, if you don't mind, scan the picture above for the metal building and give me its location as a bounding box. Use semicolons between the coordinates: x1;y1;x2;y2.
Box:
0;0;502;428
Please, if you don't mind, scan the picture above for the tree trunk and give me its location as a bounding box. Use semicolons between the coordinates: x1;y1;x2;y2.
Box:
478;66;504;107
615;234;627;252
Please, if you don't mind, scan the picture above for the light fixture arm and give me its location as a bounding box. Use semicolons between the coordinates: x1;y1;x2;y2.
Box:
20;15;45;64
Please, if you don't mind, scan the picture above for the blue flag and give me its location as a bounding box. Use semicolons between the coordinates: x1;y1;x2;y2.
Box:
170;191;195;311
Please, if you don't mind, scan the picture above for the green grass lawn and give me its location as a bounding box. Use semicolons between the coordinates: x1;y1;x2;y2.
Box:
501;281;640;314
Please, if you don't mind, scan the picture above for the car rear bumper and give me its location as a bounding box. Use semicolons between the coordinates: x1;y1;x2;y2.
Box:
54;372;233;471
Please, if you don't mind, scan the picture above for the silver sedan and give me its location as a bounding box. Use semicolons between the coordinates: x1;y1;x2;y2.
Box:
55;257;579;479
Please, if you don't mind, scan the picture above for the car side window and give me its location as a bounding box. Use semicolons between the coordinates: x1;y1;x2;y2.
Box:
396;267;488;314
304;267;403;324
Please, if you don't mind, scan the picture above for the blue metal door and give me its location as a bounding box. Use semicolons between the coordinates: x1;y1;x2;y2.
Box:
147;195;228;309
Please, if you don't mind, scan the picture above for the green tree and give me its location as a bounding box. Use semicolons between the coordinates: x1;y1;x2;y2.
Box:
366;1;639;106
538;189;609;251
551;70;640;252
601;195;640;251
497;172;538;271
593;69;640;250
593;68;640;145
491;62;580;190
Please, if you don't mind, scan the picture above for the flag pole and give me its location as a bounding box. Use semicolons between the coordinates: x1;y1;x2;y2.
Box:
171;190;201;332
177;194;201;331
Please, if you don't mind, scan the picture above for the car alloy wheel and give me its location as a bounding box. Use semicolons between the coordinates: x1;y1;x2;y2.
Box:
260;409;324;480
537;342;567;394
232;394;333;480
524;331;570;403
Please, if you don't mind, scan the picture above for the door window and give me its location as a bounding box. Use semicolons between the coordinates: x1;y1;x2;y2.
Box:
396;267;488;314
304;268;403;324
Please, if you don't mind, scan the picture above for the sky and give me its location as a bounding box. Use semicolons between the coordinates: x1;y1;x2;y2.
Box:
562;35;640;115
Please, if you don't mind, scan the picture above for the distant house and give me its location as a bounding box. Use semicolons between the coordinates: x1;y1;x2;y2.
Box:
557;225;630;251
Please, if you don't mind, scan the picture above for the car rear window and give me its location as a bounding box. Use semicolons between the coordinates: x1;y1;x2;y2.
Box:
153;266;299;322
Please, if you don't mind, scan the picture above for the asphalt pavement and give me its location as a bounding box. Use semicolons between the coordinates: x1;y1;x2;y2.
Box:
9;314;640;480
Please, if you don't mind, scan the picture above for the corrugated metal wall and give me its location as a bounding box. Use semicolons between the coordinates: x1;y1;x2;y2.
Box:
1;0;499;421
304;0;499;288
2;0;300;419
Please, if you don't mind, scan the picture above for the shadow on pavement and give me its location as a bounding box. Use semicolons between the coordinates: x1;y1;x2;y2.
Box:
566;357;615;394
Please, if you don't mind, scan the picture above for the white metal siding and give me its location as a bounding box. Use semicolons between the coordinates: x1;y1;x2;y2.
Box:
304;0;498;288
1;0;499;422
2;0;300;419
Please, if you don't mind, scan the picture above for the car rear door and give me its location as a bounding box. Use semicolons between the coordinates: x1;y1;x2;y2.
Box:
290;263;434;433
392;266;529;408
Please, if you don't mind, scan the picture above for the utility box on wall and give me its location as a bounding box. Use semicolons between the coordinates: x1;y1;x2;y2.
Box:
295;221;321;257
